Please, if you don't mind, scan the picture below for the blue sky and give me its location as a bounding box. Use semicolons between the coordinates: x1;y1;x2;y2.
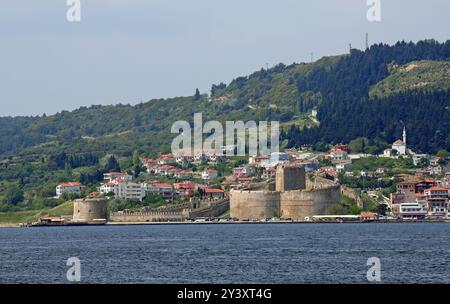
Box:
1;0;449;116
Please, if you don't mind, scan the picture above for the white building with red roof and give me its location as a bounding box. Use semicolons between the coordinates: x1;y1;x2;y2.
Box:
100;179;145;201
142;182;173;199
103;172;132;183
424;186;449;218
56;182;84;197
202;169;218;180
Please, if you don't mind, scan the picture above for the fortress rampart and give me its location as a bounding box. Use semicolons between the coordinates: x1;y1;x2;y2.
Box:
109;199;229;222
229;191;280;219
230;165;341;220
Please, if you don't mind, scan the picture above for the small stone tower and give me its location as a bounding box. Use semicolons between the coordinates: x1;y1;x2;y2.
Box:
275;165;306;192
73;197;108;223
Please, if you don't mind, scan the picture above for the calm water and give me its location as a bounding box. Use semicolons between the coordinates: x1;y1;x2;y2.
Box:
0;223;449;283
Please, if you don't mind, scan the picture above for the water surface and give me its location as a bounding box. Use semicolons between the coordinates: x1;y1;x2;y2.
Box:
0;223;449;283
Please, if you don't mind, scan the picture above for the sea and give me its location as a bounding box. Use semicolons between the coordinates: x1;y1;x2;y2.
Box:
0;223;449;283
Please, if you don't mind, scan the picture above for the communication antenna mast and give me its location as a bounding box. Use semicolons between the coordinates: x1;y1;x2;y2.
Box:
310;52;313;63
349;43;352;53
365;33;369;50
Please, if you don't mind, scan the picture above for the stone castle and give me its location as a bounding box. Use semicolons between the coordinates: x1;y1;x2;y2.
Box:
230;165;341;220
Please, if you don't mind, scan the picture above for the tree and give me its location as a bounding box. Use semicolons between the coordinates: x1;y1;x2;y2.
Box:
418;157;430;168
3;184;24;205
349;137;370;153
436;149;449;159
132;150;140;167
64;162;73;179
133;164;141;178
194;88;201;100
105;155;121;172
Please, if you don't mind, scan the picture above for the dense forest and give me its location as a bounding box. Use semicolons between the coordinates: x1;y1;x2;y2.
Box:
286;89;450;153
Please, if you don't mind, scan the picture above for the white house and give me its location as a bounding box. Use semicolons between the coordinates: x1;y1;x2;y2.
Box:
100;179;145;201
202;169;218;180
56;182;83;198
103;172;132;183
175;155;193;164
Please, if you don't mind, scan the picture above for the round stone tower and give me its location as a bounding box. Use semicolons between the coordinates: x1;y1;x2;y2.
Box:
72;197;108;223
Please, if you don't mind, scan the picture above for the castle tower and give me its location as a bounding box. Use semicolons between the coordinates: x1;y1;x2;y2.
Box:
72;197;108;223
275;165;306;192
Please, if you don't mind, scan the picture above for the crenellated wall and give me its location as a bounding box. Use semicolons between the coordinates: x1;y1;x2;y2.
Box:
109;199;230;222
109;210;187;222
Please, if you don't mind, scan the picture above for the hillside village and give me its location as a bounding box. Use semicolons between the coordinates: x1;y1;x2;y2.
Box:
52;126;450;221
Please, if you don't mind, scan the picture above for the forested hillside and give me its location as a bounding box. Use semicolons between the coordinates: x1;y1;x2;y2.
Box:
1;38;450;214
0;39;449;159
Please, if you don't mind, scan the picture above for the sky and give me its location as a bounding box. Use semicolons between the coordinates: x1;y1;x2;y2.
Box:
0;0;449;116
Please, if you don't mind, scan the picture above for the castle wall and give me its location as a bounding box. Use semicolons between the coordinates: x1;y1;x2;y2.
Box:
109;199;229;222
189;200;230;219
73;198;108;223
230;190;280;219
109;211;186;222
280;186;341;220
341;185;364;208
229;186;341;220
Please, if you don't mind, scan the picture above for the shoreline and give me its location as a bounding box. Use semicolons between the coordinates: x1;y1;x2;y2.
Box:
1;219;449;228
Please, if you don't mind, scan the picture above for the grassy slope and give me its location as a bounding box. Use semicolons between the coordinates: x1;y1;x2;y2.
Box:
0;201;74;224
369;60;450;98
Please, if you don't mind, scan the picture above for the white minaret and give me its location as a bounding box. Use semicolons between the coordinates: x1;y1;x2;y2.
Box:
403;126;407;145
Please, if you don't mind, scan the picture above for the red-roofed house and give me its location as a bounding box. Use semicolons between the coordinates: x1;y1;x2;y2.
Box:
233;166;255;177
203;188;225;199
104;172;132;182
56;182;84;197
173;181;199;197
202;169;218;180
424;187;449;218
142;182;174;199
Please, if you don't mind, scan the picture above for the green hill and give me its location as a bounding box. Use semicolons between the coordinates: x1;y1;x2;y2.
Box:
1;38;450;217
0;39;449;161
369;60;450;98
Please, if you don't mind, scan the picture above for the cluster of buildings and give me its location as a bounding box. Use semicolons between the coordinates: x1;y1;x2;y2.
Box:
53;125;449;222
141;153;227;167
98;172;225;201
390;179;450;219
